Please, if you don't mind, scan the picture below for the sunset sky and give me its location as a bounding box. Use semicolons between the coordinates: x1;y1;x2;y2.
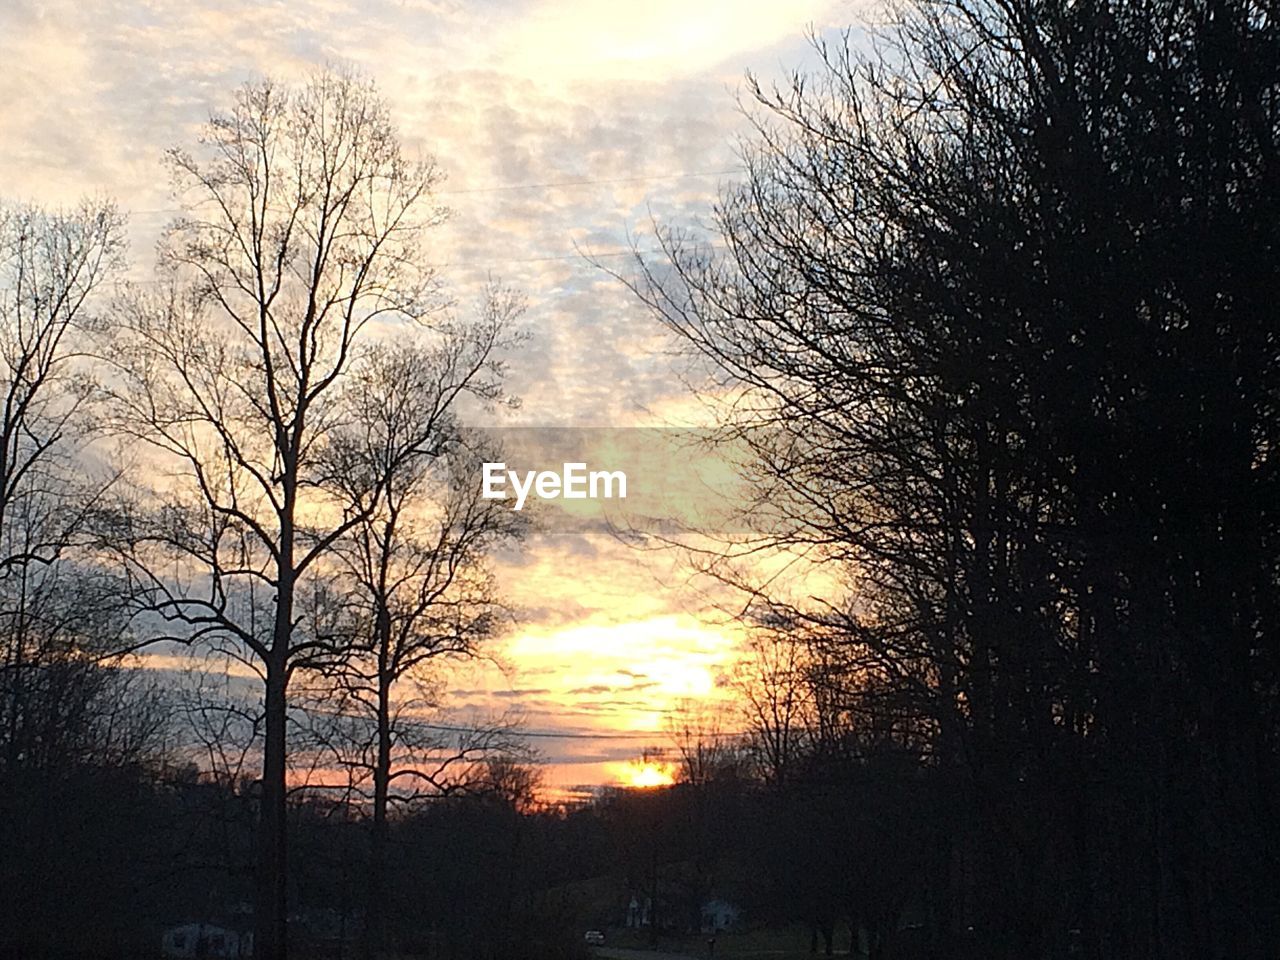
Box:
0;0;866;795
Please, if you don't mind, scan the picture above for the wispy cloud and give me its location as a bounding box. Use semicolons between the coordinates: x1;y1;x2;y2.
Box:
0;0;858;790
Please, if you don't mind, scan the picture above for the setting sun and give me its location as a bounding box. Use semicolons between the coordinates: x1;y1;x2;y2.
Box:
618;760;677;789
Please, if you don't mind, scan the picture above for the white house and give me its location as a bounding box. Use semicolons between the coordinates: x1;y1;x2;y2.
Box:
161;923;252;958
625;895;652;928
700;899;741;933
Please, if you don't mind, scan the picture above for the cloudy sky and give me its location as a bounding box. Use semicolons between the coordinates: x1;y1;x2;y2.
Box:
1;0;866;795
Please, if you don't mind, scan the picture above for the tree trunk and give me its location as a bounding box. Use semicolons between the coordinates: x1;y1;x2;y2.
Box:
256;656;289;960
366;672;392;959
256;545;294;960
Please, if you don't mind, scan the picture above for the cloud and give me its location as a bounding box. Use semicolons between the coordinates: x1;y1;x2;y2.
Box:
566;681;660;695
493;0;840;83
0;0;859;789
489;687;555;698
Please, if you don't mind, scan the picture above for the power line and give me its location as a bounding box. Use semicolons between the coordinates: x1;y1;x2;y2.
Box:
316;712;745;743
416;721;668;741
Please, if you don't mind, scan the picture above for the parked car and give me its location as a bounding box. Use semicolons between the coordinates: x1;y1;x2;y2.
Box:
584;930;606;945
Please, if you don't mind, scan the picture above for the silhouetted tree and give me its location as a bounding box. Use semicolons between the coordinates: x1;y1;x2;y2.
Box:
103;70;453;960
0;198;127;769
622;2;1280;956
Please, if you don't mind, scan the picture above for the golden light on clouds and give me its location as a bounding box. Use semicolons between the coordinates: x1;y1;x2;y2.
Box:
0;0;851;791
497;0;836;80
503;613;740;728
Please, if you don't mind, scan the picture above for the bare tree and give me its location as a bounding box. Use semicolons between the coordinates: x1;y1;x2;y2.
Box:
620;0;1280;954
0;199;127;771
666;698;746;786
0;200;124;570
102;71;456;959
729;633;813;787
318;326;526;956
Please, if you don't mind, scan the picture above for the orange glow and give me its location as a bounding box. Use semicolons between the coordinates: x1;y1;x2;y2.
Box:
618;760;676;789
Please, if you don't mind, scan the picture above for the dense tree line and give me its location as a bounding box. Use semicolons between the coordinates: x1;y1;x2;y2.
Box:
623;0;1280;958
